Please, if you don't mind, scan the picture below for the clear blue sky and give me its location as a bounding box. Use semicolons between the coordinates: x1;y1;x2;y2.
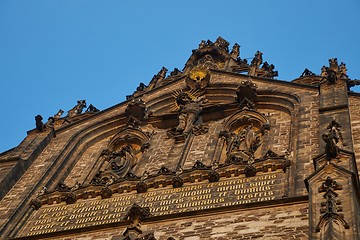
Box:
1;0;359;153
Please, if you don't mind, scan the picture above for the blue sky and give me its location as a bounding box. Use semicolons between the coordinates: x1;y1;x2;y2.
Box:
0;0;359;153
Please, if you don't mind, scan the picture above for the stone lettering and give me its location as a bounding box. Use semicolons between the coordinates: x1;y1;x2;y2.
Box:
25;173;283;237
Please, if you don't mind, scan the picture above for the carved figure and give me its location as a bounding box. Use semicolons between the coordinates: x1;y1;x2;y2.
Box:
67;100;87;117
322;125;340;159
175;93;204;135
326;67;337;84
221;124;264;160
109;145;139;176
197;54;218;69
229;125;261;155
35;115;45;132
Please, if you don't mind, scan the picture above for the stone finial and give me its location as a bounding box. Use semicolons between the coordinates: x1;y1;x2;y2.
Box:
230;43;240;59
67;100;87;117
300;68;316;77
85;104;100;113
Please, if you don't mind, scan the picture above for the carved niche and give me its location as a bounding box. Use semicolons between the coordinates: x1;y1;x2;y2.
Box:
219;110;270;163
166;90;208;141
91;128;150;185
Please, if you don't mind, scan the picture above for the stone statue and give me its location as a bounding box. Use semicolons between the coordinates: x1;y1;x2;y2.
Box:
322;120;343;158
67;100;87;117
35;115;45;132
174;93;204;135
326;67;337;84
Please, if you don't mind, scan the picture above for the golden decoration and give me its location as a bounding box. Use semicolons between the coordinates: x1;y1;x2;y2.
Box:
170;89;202;111
189;66;209;82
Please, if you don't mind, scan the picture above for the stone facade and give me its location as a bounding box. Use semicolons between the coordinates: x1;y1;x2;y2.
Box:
0;37;359;240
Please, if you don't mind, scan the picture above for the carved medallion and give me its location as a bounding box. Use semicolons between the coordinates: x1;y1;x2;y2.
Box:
186;65;210;91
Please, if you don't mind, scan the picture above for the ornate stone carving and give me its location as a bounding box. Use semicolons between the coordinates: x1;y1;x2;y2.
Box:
221;124;264;161
92;140;149;185
172;176;183;188
125;99;149;122
67;100;87;117
322;120;344;159
316;176;349;233
214;36;230;52
136;181;148;193
236;79;257;110
249;51;263;76
167;91;208;139
124;203;151;223
186;65;210;91
147;67;168;91
244;164;257;177
318;176;342;192
100;186;112;199
208;171;220;182
260;62;278;78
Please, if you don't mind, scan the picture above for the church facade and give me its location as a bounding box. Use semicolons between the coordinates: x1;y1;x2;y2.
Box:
0;37;359;240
